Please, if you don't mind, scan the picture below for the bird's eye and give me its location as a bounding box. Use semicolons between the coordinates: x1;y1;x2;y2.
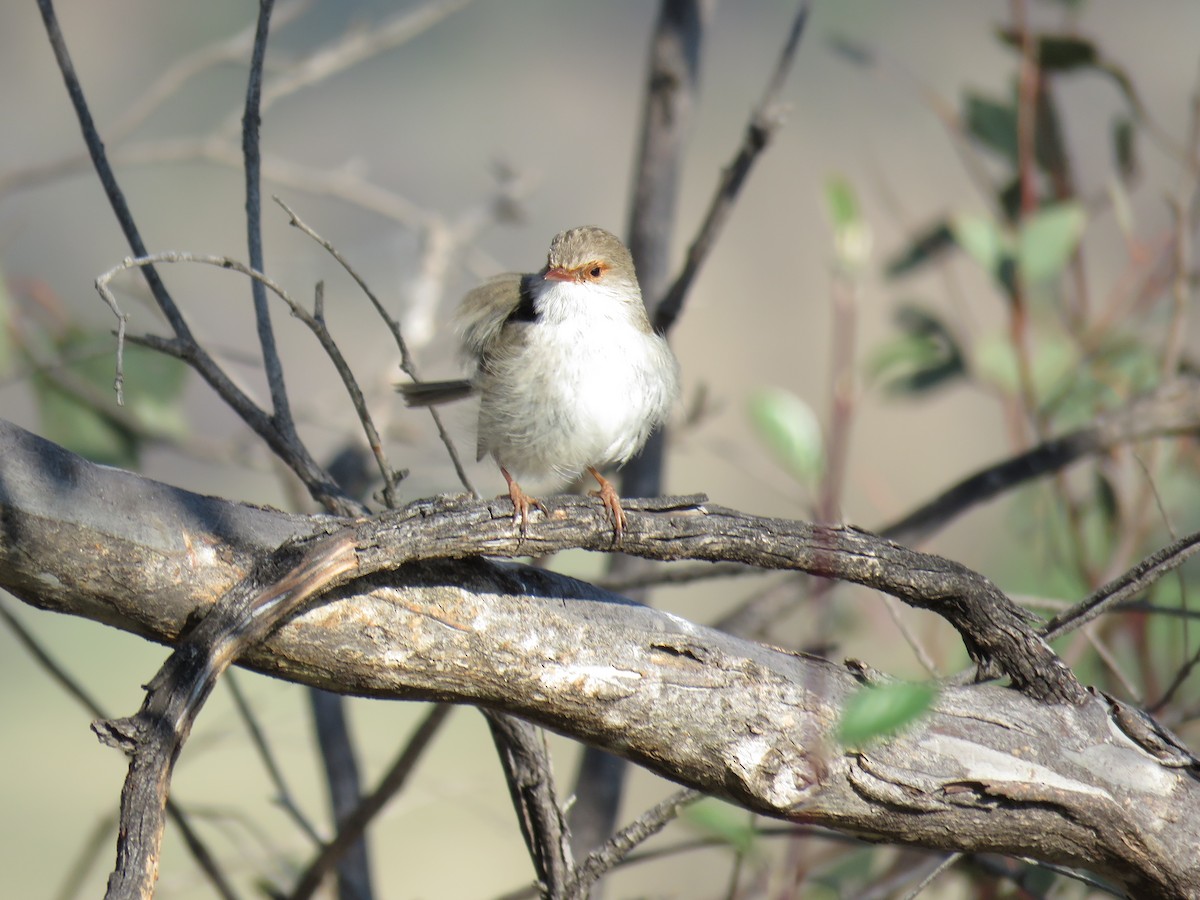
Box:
589;266;603;279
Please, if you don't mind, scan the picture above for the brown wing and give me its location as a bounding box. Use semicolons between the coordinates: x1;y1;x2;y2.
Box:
453;272;528;367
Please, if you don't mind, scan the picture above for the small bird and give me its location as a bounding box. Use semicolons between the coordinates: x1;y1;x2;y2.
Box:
399;226;680;539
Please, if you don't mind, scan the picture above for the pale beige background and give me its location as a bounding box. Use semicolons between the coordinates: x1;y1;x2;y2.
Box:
1;1;1197;897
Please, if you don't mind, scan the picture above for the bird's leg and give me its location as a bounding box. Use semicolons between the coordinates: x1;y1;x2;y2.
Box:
500;466;546;534
587;466;626;541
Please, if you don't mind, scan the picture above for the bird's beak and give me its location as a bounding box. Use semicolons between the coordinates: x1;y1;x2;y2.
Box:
544;266;574;283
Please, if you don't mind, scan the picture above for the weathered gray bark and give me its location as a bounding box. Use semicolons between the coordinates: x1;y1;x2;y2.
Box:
1;418;1197;898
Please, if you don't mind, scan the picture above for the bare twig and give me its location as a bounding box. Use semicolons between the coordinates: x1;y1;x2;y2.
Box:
485;712;574;899
220;0;478;137
96;251;399;505
39;0;351;512
880;378;1200;546
1041;528;1200;641
653;0;812;334
308;689;373;900
898;853;961;900
243;0;295;438
94;533;358;899
55;813;120;900
880;594;941;677
566;790;701;898
226;673;322;845
0;2;309;199
274;197;476;496
286;704;452;900
574;0;714;863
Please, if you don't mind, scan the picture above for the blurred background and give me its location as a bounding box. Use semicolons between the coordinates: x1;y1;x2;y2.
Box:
2;0;1199;896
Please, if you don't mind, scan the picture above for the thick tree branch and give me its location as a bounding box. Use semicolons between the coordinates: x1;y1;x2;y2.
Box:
7;420;1200;897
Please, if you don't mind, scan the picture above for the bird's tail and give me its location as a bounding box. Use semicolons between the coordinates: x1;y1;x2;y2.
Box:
396;379;475;407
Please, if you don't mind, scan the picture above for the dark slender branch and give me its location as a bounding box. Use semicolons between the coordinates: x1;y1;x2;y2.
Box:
56;813;119;900
0;597;106;717
275;197;475;496
653;0;812;334
626;0;709;311
243;0;295;435
38;0;355;512
485;712;574;898
880;378;1200;546
896;853;961;900
35;0;193;344
226;673;322;845
309;689;374;900
286;704;452;900
98;252;398;508
1041;529;1200;641
566;789;701;898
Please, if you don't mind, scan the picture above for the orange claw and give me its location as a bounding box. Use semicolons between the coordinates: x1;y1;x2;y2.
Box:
501;466;546;535
587;465;626;542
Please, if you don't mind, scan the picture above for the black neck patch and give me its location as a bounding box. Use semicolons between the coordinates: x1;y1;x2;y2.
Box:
505;273;540;324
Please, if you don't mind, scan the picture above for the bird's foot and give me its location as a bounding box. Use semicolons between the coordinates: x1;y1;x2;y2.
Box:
501;467;546;535
587;466;626;543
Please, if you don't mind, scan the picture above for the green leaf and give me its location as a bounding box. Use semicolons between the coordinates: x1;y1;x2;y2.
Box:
838;682;938;748
950;212;1010;279
973;332;1020;395
30;329;188;467
824;175;871;271
868;305;965;396
682;798;757;855
748;388;824;484
972;328;1079;405
1034;34;1099;71
121;342;188;440
33;371;139;467
996;31;1098;71
964;92;1018;166
884;221;955;279
1112;117;1137;181
1041;335;1159;428
1017;201;1086;284
997;176;1023;224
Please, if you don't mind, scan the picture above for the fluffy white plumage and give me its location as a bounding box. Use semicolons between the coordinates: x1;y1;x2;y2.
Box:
472;275;678;480
400;225;680;536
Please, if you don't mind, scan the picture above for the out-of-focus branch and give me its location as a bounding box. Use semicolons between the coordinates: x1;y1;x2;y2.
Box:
36;0;352;514
653;0;812;335
285;704;453;900
880;378;1200;546
243;0;296;442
